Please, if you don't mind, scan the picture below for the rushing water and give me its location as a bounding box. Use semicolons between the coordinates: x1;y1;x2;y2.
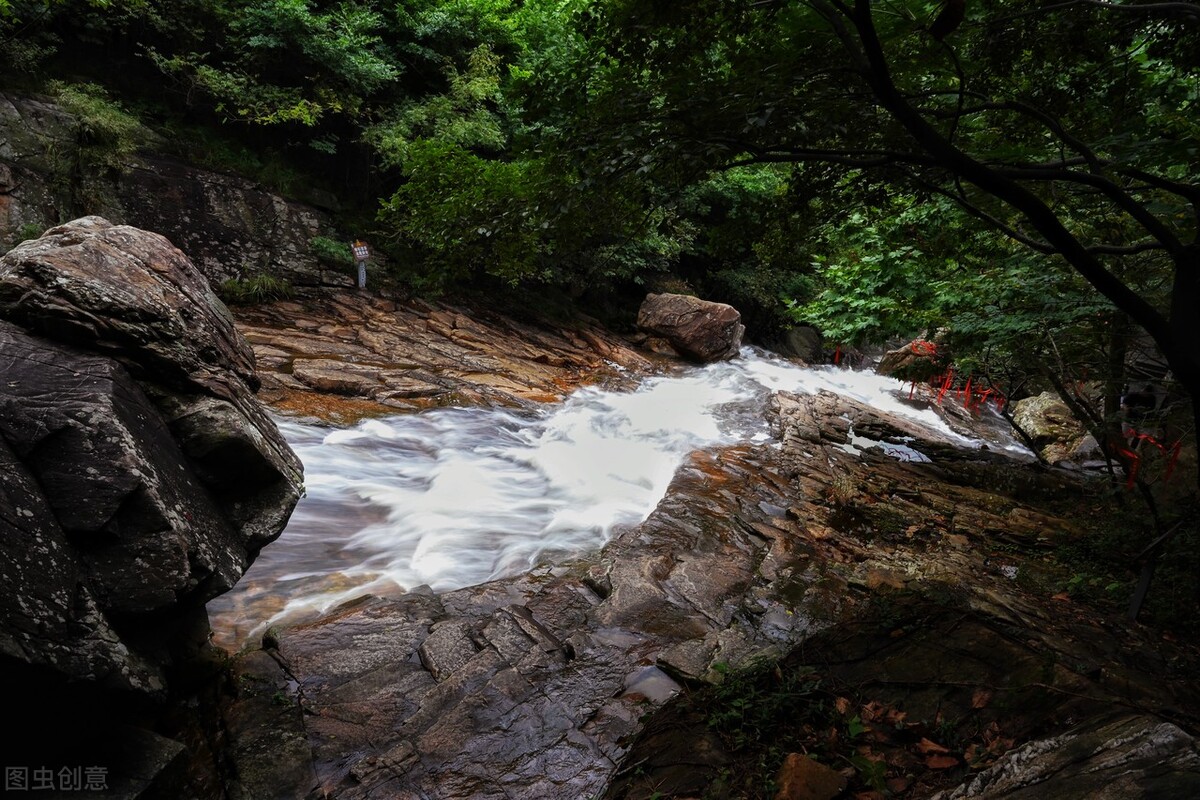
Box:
207;348;1022;648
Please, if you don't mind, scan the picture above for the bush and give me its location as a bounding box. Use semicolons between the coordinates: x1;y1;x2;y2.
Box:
309;235;354;267
47;80;152;169
218;274;295;305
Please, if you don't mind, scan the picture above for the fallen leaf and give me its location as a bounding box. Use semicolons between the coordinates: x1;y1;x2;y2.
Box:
916;737;950;755
925;754;959;770
847;715;867;738
887;777;912;793
1051;592;1071;602
775;753;847;800
861;701;887;723
971;688;993;709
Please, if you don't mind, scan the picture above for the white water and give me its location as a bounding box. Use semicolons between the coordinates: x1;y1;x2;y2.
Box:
207;348;1022;647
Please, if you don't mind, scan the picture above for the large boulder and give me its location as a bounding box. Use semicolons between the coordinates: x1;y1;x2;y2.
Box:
1011;391;1091;464
765;325;823;363
0;217;303;694
636;293;745;362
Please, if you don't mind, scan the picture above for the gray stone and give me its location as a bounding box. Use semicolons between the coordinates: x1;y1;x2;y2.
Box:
418;620;479;681
767;325;823;363
0;216;257;396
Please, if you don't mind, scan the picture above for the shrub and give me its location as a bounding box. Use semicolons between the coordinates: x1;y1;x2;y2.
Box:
309;235;354;267
47;80;152;170
218;273;295;305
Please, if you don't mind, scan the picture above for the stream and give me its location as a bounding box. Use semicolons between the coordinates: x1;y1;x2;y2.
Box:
207;348;1023;649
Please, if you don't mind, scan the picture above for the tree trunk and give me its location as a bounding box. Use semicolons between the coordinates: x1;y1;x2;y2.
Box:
1167;246;1200;490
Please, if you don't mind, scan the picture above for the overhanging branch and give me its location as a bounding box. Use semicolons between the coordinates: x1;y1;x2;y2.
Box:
838;0;1174;348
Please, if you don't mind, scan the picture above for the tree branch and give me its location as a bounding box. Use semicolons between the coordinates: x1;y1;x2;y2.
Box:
839;0;1174;350
1048;0;1200;21
991;165;1184;251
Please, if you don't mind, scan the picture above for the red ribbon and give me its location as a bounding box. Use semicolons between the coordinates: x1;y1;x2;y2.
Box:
910;340;938;357
1117;430;1182;488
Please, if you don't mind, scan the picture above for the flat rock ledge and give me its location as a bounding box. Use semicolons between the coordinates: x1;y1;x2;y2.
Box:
235;290;658;422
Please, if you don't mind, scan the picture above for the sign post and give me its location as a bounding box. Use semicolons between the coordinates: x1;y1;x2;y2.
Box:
351;240;371;290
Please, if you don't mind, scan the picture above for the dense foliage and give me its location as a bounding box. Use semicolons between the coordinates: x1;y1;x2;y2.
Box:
2;0;1198;484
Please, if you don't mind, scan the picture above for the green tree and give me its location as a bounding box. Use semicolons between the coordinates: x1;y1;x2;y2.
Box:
553;0;1199;483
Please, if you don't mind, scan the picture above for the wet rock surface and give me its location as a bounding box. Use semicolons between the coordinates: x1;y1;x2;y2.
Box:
606;397;1199;800
236;290;657;421
220;380;1200;799
932;713;1200;799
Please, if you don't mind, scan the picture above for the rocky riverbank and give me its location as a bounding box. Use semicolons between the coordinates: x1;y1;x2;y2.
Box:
216;365;1200;798
2;216;1196;800
233;290;658;423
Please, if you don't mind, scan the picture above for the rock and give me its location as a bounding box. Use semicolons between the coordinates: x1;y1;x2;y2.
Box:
0;217;302;691
116;155;338;288
231;439;833;799
221;650;320;800
933;713;1200;799
0;215;256;396
0;217;305;799
216;366;1200;800
291;358;384;395
235;290;655;421
1;323;240;615
767;325;823;363
877;335;946;381
1070;432;1102;461
1011;391;1089;464
774;753;848;800
636;292;745;362
0;91;341;289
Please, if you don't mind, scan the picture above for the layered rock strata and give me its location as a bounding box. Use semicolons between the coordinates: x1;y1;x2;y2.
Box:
236;291;657;422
